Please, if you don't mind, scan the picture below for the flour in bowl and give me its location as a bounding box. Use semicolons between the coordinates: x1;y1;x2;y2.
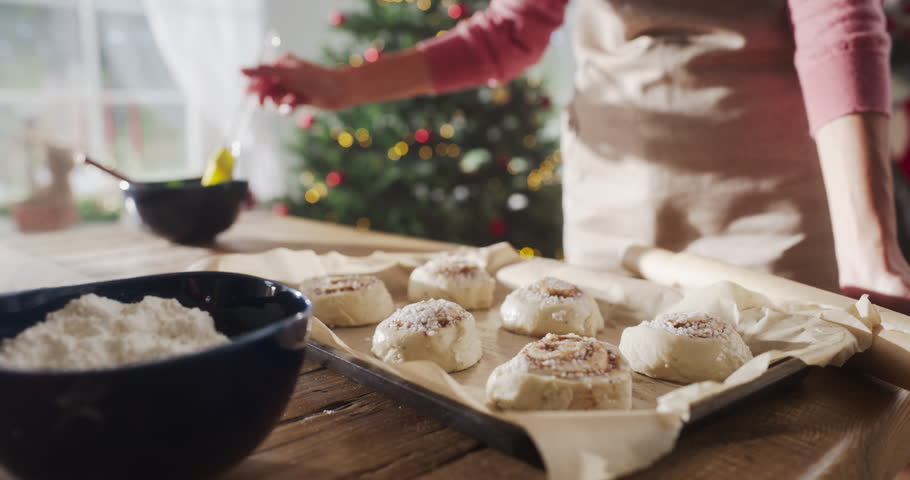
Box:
0;294;229;370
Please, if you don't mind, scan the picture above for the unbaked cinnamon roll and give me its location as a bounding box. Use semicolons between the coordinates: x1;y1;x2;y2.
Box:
499;277;604;337
485;333;631;411
619;311;752;383
371;299;483;372
407;257;495;309
298;274;394;327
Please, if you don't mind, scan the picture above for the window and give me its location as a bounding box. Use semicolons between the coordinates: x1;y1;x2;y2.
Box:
0;0;195;207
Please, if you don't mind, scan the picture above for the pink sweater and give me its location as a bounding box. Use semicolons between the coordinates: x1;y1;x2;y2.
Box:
417;0;891;133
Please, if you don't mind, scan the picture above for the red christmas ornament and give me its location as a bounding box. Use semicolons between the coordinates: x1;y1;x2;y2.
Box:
414;128;430;143
296;112;315;130
539;96;552;109
488;218;507;238
447;4;465;19
272;202;289;216
328;11;346;26
326;170;345;187
364;47;381;63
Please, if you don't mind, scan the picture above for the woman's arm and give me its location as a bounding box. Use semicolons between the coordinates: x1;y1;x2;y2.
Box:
242;49;434;111
787;0;910;309
242;0;568;110
816;113;910;312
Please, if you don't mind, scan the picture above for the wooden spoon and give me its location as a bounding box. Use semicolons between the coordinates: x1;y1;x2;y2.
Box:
76;153;138;185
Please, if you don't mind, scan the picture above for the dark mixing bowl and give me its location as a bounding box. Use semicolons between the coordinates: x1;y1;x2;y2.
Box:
122;178;249;244
0;272;311;480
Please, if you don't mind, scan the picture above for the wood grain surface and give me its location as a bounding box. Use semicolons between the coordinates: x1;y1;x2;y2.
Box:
3;212;910;479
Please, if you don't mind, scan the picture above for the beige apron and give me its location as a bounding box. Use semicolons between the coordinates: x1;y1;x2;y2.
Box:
562;0;839;291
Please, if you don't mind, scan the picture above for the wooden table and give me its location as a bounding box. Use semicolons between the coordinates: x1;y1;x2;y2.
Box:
4;212;910;479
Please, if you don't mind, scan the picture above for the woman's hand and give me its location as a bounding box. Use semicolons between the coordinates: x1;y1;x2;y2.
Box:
242;54;354;111
241;49;434;113
840;245;910;314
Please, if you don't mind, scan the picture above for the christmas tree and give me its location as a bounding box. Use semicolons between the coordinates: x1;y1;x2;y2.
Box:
283;0;563;258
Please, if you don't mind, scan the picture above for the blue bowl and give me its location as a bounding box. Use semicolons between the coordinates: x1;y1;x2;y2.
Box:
0;272;311;480
122;178;249;245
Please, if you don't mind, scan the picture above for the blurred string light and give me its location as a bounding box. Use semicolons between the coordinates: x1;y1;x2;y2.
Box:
507;157;528;174
414;183;429;199
394;141;409;156
439;123;455;138
305;188;321;203
388;148;401;161
519;247;537;260
447;4;465;18
314;182;328;196
435;143;448;156
446;144;461;157
337;131;354;148
326;171;342;186
453;185;469;201
417;0;431;10
364;47;381;62
527;170;543;190
419;145;433;159
492;86;511;105
299;170;315;186
522;134;537;148
508;193;529;210
356;217;371;230
355;128;370;142
414;128;430;143
349;53;364;67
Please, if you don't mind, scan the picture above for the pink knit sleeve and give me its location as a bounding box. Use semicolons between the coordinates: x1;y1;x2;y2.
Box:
788;0;892;134
417;0;569;94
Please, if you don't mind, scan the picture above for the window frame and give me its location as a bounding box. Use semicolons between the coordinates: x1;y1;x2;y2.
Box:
0;0;198;201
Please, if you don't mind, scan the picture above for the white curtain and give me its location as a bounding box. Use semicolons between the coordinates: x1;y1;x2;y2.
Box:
142;0;287;199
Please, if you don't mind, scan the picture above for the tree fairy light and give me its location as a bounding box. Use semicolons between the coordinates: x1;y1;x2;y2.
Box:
446;144;461;157
299;171;315;186
439;123;455;138
337;132;354;148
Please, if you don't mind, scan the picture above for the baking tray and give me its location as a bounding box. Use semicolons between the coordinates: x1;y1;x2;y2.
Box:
306;339;809;468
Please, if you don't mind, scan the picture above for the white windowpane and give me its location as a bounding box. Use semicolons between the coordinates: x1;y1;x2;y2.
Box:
0;3;83;89
97;11;177;90
104;104;188;180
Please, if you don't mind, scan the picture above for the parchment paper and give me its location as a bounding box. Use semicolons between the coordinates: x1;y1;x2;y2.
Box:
188;243;879;480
